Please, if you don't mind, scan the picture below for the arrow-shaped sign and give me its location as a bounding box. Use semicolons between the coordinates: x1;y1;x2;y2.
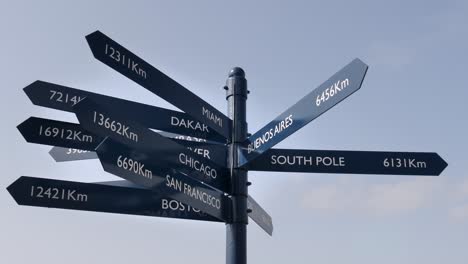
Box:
49;137;227;166
49;147;99;162
247;148;447;176
97;179;273;236
86;31;231;139
247;195;273;236
169;138;227;168
7;176;221;222
73;98;229;192
240;59;368;166
95;138;230;221
24;80;226;142
17;116;226;167
46;129;226;166
17;117;103;151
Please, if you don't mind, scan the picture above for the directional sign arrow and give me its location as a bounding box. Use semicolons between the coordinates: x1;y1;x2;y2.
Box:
7;176;221;222
240;59;368;166
86;30;231;139
95;137;227;190
173;139;227;168
96;179;228;220
95;138;230;221
97;179;272;236
73;98;229;192
24;80;225;142
247;195;273;236
48;132;227;166
49;147;98;162
247;148;448;176
17;117;103;151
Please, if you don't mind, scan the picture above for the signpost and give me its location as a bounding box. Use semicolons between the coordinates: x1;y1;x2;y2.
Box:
7;176;221;222
225;68;249;264
8;30;448;264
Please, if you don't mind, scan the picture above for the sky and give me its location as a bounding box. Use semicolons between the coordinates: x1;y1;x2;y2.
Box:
1;0;467;263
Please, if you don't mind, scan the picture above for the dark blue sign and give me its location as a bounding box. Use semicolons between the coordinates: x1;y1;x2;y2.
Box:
247;196;273;236
95;139;229;221
17;117;103;151
24;80;226;142
7;176;221;222
48;133;227;166
240;59;368;166
86;31;231;139
247;148;447;176
73;98;229;191
96;137;228;193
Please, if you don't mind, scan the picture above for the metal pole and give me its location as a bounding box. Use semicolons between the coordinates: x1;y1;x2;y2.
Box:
225;67;248;264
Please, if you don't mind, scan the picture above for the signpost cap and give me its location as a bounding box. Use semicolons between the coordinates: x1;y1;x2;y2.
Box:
229;67;245;78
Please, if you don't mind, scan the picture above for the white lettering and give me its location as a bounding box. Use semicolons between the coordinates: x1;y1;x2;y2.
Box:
248;114;294;153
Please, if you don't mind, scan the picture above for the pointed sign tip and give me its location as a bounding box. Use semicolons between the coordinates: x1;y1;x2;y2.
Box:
48;148;61;162
6;182;13;195
85;30;102;39
266;225;273;236
437;153;448;176
16;117;32;137
23;81;49;101
17;116;39;135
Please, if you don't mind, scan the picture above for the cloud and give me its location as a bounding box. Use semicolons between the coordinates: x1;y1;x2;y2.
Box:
301;178;438;216
301;184;341;211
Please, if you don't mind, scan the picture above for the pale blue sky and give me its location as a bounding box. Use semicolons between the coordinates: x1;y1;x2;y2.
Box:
1;0;467;263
